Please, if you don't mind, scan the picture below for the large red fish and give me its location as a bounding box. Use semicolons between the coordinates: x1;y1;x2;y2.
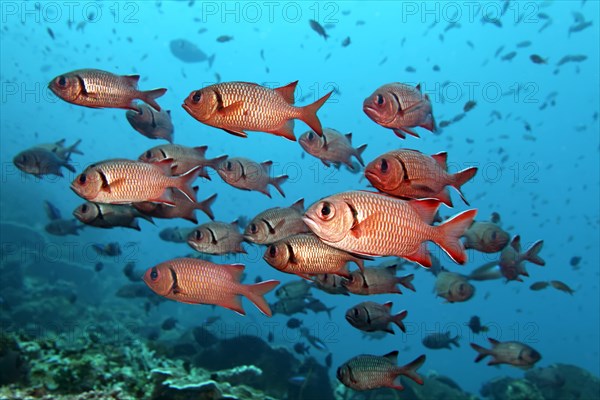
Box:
182;81;332;141
49;69;167;111
143;258;279;316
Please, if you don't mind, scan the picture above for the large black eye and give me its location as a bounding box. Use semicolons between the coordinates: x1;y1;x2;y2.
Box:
380;158;388;173
57;76;66;87
308;131;314;140
19;154;27;163
81;204;88;213
150;267;158;281
376;94;384;105
353;308;359;317
491;231;497;240
320;202;332;217
226;161;232;171
268;245;277;257
249;223;257;234
145;150;152;159
192;91;201;103
194;230;203;240
78;174;87;184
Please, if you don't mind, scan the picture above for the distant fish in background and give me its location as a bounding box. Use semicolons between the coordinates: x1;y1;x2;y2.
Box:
343;267;415;296
139;143;226;178
48;69;167;111
422;332;460;349
92;242;122;257
216;157;288;198
434;271;475;303
345;301;408;334
299;128;367;170
467;316;489;334
363;83;436;139
216;35;233;43
44;200;62;220
341;36;351;47
35;138;83;160
142;258;279;316
275;280;312;300
169;38;215;66
471;338;541;368
530;54;548;64
45;219;85;236
159;227;194;243
305;297;335;318
499;235;545;282
126;103;174;142
529;281;549;291
182;81;332;141
309;20;329;40
550;280;575;295
463;100;476;112
123;262;139;282
13;141;81;178
463;220;510;254
73;202;154;231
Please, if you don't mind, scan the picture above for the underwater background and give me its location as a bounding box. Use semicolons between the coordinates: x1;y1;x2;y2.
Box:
1;1;599;399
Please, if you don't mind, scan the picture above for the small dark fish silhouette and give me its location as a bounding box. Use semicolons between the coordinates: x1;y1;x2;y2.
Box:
530;54;548;64
309;20;328;39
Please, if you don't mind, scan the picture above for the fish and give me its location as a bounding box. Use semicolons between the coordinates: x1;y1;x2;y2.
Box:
143;258;279;316
305;298;335;318
49;69;167;111
345;301;407;334
161;317;177;330
70;159;200;205
556;54;587;66
499;236;545;282
530;54;548;64
516;40;531;48
169;39;215;66
95;262;104;272
343;267;415;295
126;104;174;142
463;100;476;112
462;221;510;253
264;234;369;279
73;202;154;231
423;332;460;349
92;242;122;257
182;81;332;141
303;191;477;266
123;262;138;282
569;20;592;36
275;280;312;300
44;200;62;220
363;83;436;139
299;128;367;169
187;220;245;255
529;281;549;291
35;138;83;160
550;280;575;295
309;20;328;39
243;199;309;244
570;256;581;268
467;262;504;281
271;297;309;316
139;144;227;178
134;189;217;223
216;35;233;42
159;227;194;243
216;157;288;197
365;149;478;207
467;316;489;334
501;51;517;61
337;352;425;391
13;147;77;177
47;27;55;39
294;343;310;355
300;327;328;351
45;219;85;236
311;274;349;295
434;271;475;303
287;317;303;329
471;338;541;368
341;37;351;47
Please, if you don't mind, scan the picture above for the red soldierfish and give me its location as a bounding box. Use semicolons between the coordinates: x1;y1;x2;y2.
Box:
363;83;436;139
142;258;279;316
182;81;332;141
70;159;200;205
337;352;426;391
303;191;477;267
365;149;478;206
49;69;167;111
471;338;541;368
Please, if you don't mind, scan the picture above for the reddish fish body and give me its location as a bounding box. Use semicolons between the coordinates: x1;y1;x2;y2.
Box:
471;338;541;368
363;83;435;139
142;258;279;316
303;191;477;267
49;69;167;111
70;159;199;205
182;81;332;141
365;149;477;206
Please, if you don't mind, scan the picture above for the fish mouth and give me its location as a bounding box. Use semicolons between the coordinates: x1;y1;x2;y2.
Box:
362;104;377;116
364;170;381;185
301;216;320;235
181;103;191;113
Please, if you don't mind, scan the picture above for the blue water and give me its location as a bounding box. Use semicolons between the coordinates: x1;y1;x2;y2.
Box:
1;1;598;396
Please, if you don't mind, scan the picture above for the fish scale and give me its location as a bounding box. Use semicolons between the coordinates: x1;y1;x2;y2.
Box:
345;355;398;386
171;261;237;305
77;70;138;107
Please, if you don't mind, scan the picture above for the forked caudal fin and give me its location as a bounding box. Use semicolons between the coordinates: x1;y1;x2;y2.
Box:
394;354;426;389
173;165;202;203
470;342;492;363
140;88;168;111
524;240;545;266
434;209;477;264
244;280;280;317
299;91;333;136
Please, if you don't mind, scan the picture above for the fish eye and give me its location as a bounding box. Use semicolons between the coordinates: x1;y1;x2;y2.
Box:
81;204;88;213
192;91;202;103
226;161;232;171
308;131;314;140
376;94;384;105
150;267;158;281
353;308;359;317
249;223;257;234
78;174;87;184
380;158;388;173
145;150;152;159
57;76;66;87
491;231;497;240
319;202;335;220
194;230;203;240
268;245;277;257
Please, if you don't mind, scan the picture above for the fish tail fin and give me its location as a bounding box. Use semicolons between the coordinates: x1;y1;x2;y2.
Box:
245;280;280;317
63;162;76;173
470;343;491;363
524;240;545;266
398;354;426;386
451;167;478;205
452;335;461;347
270;174;288;197
299;91;332;136
397;274;416;292
392;310;408;333
205;154;228;174
354;144;368;166
434;209;477;264
67;139;84;155
196;193;217;220
174;165;201;202
208;54;216;68
140;88;167;111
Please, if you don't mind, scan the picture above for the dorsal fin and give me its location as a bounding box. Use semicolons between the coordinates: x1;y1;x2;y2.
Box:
409;199;441;225
431;152;448;170
224;264;245;282
383;301;393;310
345;132;353;143
124;75;141;87
510;235;521;252
290;198;305;212
274;81;298;104
261;160;273;173
194;146;208;157
383;350;399;363
231;219;240;229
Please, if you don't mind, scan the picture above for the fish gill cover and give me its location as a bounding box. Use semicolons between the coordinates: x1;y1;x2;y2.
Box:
0;1;598;399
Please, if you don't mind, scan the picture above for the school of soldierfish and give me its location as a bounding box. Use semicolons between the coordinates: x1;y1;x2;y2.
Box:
14;67;562;392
